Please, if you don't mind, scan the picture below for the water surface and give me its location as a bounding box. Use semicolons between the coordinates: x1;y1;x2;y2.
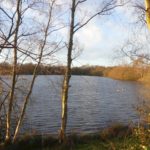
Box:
18;75;142;134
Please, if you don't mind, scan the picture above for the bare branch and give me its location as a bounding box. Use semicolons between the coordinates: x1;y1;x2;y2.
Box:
75;0;87;8
74;0;126;33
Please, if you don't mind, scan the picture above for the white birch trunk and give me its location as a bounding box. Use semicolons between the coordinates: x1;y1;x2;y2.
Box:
145;0;150;29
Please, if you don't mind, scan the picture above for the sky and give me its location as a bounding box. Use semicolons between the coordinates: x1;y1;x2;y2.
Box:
0;0;149;67
53;0;148;67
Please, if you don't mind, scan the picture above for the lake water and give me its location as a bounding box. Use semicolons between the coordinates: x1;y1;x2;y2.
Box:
14;75;143;135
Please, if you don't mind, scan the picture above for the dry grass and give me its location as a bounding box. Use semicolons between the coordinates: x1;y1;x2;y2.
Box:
0;124;149;150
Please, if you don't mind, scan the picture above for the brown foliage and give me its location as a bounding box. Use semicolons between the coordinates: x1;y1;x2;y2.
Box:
107;66;143;81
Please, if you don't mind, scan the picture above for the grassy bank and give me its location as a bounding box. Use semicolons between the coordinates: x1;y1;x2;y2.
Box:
1;124;150;150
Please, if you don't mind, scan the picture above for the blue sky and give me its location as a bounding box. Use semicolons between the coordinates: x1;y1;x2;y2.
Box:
54;0;148;66
0;0;149;66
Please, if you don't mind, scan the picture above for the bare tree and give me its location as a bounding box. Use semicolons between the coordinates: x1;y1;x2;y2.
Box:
145;0;150;29
59;0;125;142
12;0;58;142
5;0;22;143
132;0;150;29
0;0;62;143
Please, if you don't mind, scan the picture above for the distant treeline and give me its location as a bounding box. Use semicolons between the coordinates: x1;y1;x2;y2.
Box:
0;62;150;82
0;62;108;76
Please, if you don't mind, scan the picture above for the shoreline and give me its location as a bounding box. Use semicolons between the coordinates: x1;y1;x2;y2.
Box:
0;123;149;150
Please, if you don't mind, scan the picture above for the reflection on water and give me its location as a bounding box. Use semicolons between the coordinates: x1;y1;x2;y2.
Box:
18;76;143;134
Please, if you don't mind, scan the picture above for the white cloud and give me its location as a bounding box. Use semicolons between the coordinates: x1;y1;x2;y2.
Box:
75;22;102;50
2;0;146;66
1;0;13;9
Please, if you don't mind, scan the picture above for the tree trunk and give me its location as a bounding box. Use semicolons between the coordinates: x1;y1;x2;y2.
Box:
12;1;55;141
59;0;76;143
58;0;120;143
5;0;21;143
145;0;150;29
13;65;39;142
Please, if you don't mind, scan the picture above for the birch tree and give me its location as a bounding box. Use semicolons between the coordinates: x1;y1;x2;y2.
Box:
59;0;125;142
145;0;150;29
133;0;150;29
5;0;22;143
12;0;59;142
0;0;62;143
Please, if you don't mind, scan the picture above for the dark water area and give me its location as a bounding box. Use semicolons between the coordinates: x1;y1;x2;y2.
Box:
14;75;142;135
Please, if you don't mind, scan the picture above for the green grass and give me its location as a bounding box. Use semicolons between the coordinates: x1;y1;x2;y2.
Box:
1;124;150;150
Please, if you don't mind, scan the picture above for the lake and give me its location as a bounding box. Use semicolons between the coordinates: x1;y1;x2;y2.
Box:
12;75;143;135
